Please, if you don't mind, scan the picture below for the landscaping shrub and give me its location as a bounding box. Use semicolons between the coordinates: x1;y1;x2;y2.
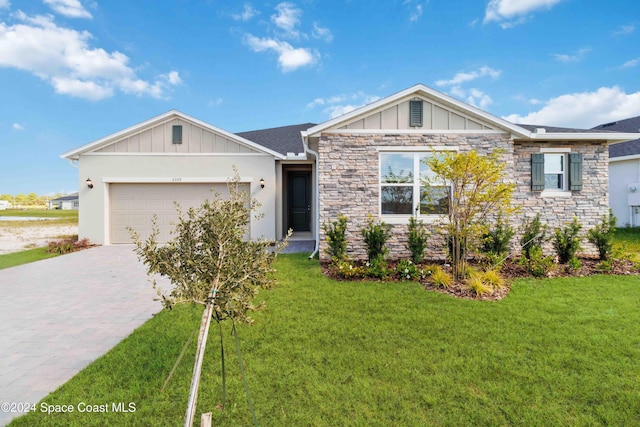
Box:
407;216;428;264
366;254;391;279
479;269;506;289
553;217;582;264
467;275;491;296
520;246;554;277
568;256;582;271
332;257;366;279
323;214;348;261
481;214;515;264
47;238;92;254
587;209;617;260
361;215;392;262
520;213;547;259
429;265;452;288
396;259;421;281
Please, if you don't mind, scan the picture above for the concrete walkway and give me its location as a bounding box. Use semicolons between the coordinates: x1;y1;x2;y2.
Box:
0;245;167;426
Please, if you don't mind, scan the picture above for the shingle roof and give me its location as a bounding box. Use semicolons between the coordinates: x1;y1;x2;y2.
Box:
516;124;617;134
591;115;640;158
52;193;78;202
236;123;317;156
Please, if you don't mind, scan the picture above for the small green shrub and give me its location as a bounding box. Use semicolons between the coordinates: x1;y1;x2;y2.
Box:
407;216;429;264
595;259;612;272
361;215;392;262
553;217;582;264
430;267;452;288
396;259;420;281
47;238;92;255
568;256;582;271
520;246;554;278
520;213;547;259
366;254;391;279
481;214;515;257
323;214;348;261
587;209;617;261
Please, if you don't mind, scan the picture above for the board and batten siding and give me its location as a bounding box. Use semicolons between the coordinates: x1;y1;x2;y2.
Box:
338;99;494;131
95;119;260;154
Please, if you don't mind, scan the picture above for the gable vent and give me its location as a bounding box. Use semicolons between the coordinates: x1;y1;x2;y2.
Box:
409;100;423;127
172;125;183;144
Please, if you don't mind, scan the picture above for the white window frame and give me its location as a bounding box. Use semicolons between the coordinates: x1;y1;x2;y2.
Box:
378;149;455;224
540;147;572;198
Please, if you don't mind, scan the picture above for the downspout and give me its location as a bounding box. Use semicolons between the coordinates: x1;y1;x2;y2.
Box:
302;133;320;259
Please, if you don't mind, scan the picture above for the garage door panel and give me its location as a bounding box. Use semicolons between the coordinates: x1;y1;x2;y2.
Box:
110;183;244;244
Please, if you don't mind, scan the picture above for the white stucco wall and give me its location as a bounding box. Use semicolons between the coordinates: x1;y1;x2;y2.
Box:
609;158;640;227
77;153;277;244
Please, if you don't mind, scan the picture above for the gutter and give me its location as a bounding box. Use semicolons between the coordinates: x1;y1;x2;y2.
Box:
301;131;320;259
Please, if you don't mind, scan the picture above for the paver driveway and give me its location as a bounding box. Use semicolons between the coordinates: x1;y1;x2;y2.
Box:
0;245;168;426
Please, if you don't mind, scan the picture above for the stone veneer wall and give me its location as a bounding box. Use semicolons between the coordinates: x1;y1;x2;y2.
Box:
317;132;513;261
511;141;609;256
318;134;609;262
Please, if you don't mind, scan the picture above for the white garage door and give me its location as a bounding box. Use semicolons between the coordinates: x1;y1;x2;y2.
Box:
110;183;235;244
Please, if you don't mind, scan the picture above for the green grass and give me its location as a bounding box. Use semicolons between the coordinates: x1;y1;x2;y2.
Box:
614;227;640;262
0;247;60;269
0;209;78;226
9;253;640;426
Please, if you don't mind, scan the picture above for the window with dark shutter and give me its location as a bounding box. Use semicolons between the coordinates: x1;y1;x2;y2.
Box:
531;153;545;191
568;153;583;191
172;125;183;144
409;100;423;127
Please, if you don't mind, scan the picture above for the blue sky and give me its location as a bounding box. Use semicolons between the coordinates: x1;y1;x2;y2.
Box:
1;0;639;195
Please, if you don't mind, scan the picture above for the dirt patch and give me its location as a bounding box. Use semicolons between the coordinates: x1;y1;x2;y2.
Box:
0;224;79;255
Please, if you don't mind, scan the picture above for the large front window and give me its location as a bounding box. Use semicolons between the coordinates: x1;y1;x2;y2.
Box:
380;152;449;216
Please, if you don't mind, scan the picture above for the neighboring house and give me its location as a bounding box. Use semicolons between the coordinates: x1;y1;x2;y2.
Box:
48;193;79;210
592;116;640;227
61;84;640;260
0;200;11;210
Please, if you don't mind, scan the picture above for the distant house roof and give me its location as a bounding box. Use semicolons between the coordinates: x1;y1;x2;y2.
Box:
591;115;640;159
236;123;317;156
51;193;78;202
517;124;617;134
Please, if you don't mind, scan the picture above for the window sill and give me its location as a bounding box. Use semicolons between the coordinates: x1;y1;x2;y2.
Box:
381;215;447;225
539;190;572;198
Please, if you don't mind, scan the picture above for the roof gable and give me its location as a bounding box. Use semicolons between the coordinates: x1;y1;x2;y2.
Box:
61;111;285;160
304;84;530;137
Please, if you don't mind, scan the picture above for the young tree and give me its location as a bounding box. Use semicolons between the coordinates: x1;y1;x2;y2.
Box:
423;149;516;281
131;172;289;427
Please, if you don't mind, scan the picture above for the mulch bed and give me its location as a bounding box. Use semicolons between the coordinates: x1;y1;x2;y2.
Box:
322;257;640;301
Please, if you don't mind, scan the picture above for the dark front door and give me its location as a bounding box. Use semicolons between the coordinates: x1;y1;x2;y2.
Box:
288;172;311;231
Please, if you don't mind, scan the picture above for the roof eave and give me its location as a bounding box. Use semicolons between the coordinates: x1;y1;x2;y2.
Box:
525;132;640;142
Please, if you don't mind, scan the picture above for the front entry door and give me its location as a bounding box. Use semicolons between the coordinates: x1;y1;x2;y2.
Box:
288;172;311;232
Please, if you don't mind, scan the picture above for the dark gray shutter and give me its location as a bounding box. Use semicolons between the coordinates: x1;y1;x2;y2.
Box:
531;153;545;191
409;100;423;127
569;153;583;191
172;125;183;144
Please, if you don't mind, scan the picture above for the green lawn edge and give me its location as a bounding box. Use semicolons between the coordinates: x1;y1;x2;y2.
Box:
0;247;59;270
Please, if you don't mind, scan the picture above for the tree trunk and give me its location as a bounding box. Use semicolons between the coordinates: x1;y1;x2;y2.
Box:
184;301;215;427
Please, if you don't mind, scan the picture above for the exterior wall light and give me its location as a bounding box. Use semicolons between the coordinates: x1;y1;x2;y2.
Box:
260;178;265;188
86;178;94;189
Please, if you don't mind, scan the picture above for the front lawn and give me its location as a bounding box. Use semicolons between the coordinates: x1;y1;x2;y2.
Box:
0;209;78;226
9;253;640;426
0;247;59;270
614;227;640;262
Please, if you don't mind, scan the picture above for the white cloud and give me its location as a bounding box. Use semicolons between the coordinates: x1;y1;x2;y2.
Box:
232;3;258;21
0;12;180;100
503;86;640;128
43;0;92;19
436;66;501;87
306;91;380;118
208;97;223;107
312;22;332;42
553;48;590;63
271;2;302;38
0;0;10;9
620;57;640;69
12;123;24;130
484;0;564;27
613;24;635;36
244;34;317;72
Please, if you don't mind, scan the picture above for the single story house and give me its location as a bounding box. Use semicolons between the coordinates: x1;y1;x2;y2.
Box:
48;193;79;210
591;116;640;227
61;84;640;260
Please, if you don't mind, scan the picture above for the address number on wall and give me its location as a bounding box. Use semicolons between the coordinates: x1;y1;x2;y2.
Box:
171;177;182;182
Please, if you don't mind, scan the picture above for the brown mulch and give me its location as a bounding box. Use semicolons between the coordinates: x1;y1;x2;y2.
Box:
322;257;640;302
